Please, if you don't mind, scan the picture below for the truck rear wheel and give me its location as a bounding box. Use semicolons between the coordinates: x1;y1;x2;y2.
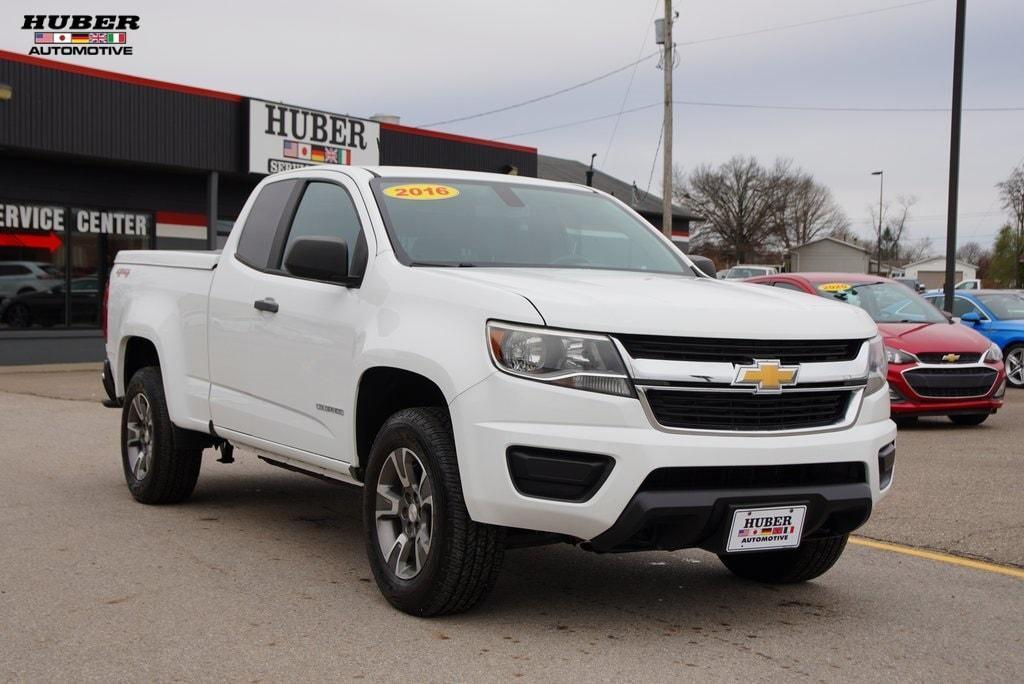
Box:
362;407;504;616
121;366;203;504
718;534;849;584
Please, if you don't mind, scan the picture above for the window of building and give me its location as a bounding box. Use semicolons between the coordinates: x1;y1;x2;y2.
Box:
1;202;153;330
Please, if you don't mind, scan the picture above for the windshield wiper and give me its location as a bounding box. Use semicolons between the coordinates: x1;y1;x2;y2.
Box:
409;261;477;267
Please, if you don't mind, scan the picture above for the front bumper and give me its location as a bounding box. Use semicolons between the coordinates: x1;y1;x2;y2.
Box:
887;363;1004;416
451;372;896;543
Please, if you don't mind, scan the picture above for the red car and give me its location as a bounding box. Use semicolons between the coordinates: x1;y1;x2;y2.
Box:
745;273;1007;426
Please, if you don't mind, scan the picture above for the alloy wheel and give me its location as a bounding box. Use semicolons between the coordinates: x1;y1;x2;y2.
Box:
374;447;435;580
1007;347;1024;387
125;393;154;480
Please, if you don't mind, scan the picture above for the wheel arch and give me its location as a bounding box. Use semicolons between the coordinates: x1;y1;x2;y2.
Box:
355;366;450;470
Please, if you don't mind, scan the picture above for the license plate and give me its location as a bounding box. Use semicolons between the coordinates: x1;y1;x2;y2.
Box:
726;505;807;553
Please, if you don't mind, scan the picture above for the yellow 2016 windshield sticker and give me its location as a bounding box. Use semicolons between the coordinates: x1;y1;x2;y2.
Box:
383;184;460;200
818;282;852;293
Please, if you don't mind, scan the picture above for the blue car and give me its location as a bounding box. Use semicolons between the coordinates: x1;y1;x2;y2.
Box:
925;290;1024;388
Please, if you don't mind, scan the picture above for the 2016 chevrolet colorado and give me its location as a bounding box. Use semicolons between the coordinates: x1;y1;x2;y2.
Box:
104;166;896;616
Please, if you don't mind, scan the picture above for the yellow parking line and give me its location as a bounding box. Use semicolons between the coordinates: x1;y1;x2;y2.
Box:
850;536;1024;580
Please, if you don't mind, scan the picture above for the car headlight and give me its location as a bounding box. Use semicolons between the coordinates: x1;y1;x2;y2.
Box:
885;346;918;365
984;342;1003;363
867;335;888;395
487;322;633;397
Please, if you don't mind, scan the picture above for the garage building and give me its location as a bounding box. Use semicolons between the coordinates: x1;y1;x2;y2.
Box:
0;51;537;364
898;256;978;289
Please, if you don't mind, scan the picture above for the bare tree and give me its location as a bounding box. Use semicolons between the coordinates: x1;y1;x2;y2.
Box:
955;241;987;266
763;159;848;252
677;156;779;263
864;196;918;269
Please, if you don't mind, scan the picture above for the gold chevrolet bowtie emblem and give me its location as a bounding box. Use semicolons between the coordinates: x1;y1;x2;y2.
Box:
733;359;800;393
941;353;961;363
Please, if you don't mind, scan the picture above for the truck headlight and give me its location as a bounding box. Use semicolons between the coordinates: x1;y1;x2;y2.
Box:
984;342;1003;363
867;335;888;395
487;322;633;397
885;346;918;364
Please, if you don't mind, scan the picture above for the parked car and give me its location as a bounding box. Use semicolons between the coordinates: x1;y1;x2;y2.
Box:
104;166;896;616
0;261;62;300
922;290;1024;389
894;277;926;293
746;273;1006;425
719;265;778;279
0;276;100;328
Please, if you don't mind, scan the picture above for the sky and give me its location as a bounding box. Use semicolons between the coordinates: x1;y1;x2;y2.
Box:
2;0;1022;254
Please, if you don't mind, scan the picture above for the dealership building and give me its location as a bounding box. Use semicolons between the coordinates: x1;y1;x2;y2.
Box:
0;50;693;365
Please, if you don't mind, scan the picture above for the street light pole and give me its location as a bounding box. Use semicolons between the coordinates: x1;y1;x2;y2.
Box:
872;171;884;274
943;0;967;313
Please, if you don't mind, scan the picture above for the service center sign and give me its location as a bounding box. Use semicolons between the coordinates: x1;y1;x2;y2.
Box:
0;201;150;253
248;99;380;175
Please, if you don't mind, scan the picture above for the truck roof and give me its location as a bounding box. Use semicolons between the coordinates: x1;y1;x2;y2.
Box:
275;164;592;192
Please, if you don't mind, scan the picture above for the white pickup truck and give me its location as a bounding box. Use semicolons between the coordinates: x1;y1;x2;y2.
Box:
104;166;896;616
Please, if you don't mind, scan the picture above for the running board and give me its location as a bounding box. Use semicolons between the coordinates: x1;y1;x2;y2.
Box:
257;454;360;487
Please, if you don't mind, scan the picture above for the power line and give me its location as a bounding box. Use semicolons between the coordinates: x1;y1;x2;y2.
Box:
495;100;1024;140
417;51;659;128
602;0;661;170
417;0;941;129
676;0;938;49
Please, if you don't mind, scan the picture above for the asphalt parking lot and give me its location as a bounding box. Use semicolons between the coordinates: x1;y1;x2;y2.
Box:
1;366;1022;681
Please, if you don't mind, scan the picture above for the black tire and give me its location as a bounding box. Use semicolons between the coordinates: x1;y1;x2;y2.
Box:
948;413;989;426
892;416;918;428
718;534;848;584
362;407;504;616
121;366;203;504
3;303;31;328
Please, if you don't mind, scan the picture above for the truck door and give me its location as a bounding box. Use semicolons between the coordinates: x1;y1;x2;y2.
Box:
208;176;371;464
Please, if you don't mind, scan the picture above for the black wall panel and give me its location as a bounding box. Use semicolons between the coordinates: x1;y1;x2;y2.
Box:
0;58;242;173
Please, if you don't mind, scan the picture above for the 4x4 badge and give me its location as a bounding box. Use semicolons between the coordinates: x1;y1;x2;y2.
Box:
733;359;799;394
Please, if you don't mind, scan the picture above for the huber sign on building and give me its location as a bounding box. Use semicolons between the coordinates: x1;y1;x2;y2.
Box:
247;99;381;175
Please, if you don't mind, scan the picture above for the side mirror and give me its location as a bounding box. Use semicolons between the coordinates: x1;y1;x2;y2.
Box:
960;311;981;324
283;237;349;283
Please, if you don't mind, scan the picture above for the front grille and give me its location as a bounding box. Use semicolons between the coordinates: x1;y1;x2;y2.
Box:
915;352;982;365
640;462;867;492
903;367;998;398
616;335;863;365
644;389;851;431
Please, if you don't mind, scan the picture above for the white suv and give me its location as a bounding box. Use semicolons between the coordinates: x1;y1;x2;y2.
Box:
0;261;61;299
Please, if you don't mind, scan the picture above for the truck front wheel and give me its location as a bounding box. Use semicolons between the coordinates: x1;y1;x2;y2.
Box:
362;407;504;616
718;534;849;584
121;366;203;504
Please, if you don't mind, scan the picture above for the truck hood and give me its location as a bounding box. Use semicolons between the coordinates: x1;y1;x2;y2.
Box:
437;268;877;339
878;321;991;353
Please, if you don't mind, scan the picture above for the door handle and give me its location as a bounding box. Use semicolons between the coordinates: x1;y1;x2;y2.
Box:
253;298;279;313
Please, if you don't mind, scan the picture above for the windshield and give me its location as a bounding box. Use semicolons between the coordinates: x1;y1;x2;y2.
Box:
813;281;947;324
978;293;1024;320
371;178;692;275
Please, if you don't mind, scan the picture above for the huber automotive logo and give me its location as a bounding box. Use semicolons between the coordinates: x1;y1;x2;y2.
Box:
22;15;139;56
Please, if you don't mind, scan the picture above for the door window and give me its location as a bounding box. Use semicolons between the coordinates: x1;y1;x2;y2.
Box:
235;180;298;269
280;182;364;275
773;281;804;292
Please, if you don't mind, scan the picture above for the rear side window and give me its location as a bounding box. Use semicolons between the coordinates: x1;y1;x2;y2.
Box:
280;182;364;274
774;281;804;292
235;180;298;269
0;265;30;276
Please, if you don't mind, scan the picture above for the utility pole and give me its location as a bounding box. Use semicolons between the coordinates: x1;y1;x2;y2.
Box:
872;171;884;274
943;0;967;313
661;0;674;239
